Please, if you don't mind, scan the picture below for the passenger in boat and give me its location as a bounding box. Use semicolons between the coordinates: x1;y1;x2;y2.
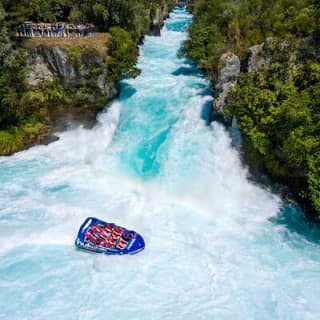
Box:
93;224;111;239
90;225;100;236
85;231;97;244
95;238;104;247
90;225;108;242
107;238;117;248
105;241;113;249
116;239;128;250
122;231;133;241
112;227;123;237
111;232;121;241
103;223;113;233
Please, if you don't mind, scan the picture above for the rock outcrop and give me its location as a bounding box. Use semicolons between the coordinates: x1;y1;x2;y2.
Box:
211;53;240;124
25;51;54;86
26;46;118;103
212;39;277;125
149;3;169;36
242;39;274;74
243;43;267;74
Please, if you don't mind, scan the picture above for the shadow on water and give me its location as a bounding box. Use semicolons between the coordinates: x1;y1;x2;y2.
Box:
201;99;212;124
199;82;212;124
172;66;202;77
270;203;320;245
119;82;137;100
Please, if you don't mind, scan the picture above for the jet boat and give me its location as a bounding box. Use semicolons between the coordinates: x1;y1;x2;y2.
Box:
75;217;145;255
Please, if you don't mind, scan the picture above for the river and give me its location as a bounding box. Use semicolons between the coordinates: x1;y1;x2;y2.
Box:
1;7;320;320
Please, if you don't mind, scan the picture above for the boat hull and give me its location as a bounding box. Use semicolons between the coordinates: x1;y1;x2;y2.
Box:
75;217;145;255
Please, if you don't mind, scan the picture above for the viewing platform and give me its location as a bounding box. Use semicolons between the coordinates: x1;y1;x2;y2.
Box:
16;22;95;38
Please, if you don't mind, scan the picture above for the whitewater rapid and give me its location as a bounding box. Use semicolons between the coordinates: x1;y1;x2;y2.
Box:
1;8;320;320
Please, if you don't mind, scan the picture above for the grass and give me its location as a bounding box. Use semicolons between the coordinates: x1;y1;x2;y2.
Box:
21;33;110;58
0;118;44;156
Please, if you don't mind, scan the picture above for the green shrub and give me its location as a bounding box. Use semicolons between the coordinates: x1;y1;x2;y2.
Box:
66;46;84;72
0;117;43;155
107;26;140;81
225;56;320;212
40;80;65;104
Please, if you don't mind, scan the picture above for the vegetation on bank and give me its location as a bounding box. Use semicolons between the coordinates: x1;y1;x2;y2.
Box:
181;0;319;79
0;116;44;155
21;33;110;58
107;27;140;81
182;0;320;213
0;0;169;156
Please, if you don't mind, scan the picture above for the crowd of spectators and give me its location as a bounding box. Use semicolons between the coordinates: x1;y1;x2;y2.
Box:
17;22;95;38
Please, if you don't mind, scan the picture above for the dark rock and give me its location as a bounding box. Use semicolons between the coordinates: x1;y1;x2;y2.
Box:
25;46;117;98
213;39;277;125
242;43;266;73
26;50;54;86
41;135;60;145
211;53;240;125
242;40;273;73
149;4;169;36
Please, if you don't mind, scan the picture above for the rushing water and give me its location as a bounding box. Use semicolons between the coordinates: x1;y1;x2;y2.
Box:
1;7;320;320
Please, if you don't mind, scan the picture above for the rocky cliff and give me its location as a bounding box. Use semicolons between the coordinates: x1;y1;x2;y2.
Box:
149;3;170;36
212;39;277;125
25;44;118;106
9;37;120;152
211;53;240;124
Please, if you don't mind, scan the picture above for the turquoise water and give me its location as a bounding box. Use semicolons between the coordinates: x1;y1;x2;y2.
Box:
1;8;320;320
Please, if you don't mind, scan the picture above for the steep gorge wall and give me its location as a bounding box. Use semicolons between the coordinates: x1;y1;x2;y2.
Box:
149;2;170;36
211;39;275;124
211;53;240;124
0;1;173;156
24;4;171;102
25;45;118;105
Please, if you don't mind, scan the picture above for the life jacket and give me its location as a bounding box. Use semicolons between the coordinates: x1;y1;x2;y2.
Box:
104;224;113;233
85;231;97;243
104;241;113;249
112;227;123;237
108;238;117;245
122;231;134;241
94;225;110;239
95;239;104;247
116;239;128;250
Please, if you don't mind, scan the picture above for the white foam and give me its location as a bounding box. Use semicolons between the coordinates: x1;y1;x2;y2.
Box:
0;8;319;320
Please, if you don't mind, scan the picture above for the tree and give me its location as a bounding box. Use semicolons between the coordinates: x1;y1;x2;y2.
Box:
107;26;140;81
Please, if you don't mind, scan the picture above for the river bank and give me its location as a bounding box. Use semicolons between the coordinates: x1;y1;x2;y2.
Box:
0;0;170;156
0;32;117;156
181;0;320;217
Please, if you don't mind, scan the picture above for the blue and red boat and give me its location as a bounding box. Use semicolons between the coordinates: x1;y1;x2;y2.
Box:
75;217;145;255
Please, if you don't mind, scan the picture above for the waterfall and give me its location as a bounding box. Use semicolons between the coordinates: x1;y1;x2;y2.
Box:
0;7;319;319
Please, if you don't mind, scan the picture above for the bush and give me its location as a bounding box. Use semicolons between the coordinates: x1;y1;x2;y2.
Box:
66;46;84;72
40;80;65;104
107;26;140;81
0;117;43;155
225;57;320;211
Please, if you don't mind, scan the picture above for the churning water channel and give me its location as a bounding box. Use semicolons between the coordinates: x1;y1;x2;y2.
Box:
0;7;320;320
